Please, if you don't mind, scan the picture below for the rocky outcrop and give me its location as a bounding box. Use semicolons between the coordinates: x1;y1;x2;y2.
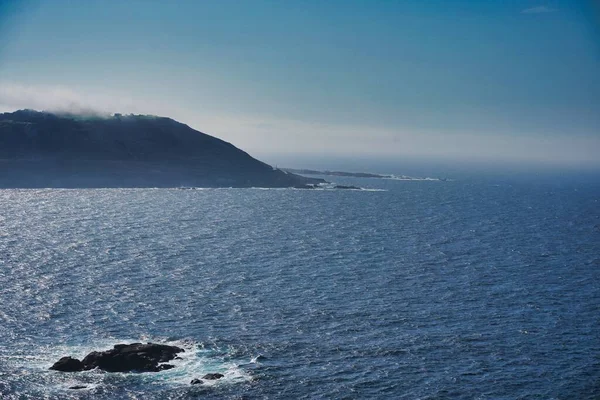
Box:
190;373;224;385
202;373;224;380
49;343;184;373
50;356;83;372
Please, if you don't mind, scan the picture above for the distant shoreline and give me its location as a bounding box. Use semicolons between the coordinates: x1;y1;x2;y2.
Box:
282;168;444;181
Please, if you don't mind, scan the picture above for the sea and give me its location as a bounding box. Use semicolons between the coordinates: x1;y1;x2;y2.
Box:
0;166;599;399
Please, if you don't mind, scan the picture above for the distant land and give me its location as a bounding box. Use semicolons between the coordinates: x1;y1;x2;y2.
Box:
0;110;324;188
282;168;443;181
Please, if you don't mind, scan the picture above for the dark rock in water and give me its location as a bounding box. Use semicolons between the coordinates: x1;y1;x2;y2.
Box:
81;343;184;372
190;378;203;385
50;343;184;373
202;373;224;380
49;356;84;372
334;185;361;190
69;385;87;390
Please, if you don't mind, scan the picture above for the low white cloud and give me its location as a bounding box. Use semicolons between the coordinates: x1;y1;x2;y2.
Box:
0;82;104;115
521;5;556;14
0;82;142;116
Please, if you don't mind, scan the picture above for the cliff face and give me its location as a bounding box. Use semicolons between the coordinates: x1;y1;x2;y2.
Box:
0;110;319;188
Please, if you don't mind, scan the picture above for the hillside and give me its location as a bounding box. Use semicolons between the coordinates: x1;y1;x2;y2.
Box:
0;110;321;188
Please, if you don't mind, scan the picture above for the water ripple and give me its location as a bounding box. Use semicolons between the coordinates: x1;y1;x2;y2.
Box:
0;179;599;399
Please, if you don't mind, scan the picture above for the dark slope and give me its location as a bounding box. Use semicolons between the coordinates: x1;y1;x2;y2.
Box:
0;110;321;188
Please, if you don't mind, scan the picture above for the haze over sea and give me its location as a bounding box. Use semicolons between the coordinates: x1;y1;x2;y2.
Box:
0;164;599;399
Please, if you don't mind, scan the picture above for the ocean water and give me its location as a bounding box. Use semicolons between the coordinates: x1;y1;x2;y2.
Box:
0;172;599;399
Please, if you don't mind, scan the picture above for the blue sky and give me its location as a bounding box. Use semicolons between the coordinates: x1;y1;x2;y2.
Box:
0;0;599;166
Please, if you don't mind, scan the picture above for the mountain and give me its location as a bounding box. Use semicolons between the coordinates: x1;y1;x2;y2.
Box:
0;110;322;188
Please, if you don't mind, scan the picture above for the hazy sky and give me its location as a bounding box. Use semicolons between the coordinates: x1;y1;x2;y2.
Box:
0;0;599;166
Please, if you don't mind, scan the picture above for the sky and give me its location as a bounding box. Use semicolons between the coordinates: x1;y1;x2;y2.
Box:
0;0;599;167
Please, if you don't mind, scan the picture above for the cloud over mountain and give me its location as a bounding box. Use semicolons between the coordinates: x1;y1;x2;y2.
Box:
0;82;133;116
